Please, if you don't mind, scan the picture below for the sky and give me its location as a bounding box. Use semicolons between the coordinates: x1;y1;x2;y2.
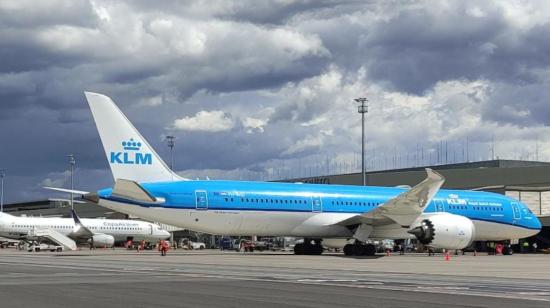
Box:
1;0;550;203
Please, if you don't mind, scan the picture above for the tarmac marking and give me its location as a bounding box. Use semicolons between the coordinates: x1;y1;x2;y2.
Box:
2;255;550;303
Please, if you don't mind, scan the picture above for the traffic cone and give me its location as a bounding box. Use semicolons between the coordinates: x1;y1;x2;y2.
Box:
444;252;451;261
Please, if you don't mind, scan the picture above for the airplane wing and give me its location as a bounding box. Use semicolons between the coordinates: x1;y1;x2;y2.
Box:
334;169;445;228
364;168;445;227
70;209;94;238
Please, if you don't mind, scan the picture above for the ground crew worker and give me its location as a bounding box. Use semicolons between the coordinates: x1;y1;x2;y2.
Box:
495;243;503;255
159;240;169;256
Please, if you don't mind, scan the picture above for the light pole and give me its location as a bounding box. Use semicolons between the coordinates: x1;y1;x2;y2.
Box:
0;169;5;212
165;136;175;181
354;97;368;186
68;154;76;209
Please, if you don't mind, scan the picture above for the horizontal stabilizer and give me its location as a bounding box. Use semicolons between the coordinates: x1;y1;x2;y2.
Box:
112;179;158;203
44;187;89;195
47;198;86;204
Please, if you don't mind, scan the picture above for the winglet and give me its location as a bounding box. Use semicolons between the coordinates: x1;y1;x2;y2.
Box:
70;209;94;237
71;209;83;226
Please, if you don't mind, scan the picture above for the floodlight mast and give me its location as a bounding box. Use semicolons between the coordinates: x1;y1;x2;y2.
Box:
165;135;176;181
354;97;368;186
0;169;5;212
68;154;76;209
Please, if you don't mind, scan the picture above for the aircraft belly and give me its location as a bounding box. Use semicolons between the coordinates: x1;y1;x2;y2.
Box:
472;220;536;240
99;200;352;237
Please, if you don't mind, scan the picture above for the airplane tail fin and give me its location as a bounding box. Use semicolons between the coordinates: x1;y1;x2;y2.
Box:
84;92;183;183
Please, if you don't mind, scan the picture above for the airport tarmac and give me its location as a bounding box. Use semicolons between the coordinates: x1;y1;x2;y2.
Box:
0;249;549;307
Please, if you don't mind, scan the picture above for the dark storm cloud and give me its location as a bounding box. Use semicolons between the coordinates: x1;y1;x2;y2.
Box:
0;1;96;29
293;2;550;94
131;0;359;25
481;82;550;127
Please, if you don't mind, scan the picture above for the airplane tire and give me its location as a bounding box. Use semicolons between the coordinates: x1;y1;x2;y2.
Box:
355;244;366;256
312;244;323;255
343;244;355;256
365;244;376;256
503;247;513;255
294;243;304;255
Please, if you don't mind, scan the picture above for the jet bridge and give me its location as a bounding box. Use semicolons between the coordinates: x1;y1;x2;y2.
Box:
27;228;77;251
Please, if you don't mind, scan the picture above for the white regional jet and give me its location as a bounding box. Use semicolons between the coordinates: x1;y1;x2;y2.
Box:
0;209;170;248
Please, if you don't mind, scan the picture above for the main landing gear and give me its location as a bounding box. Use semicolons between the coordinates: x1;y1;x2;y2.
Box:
343;242;376;256
294;238;323;255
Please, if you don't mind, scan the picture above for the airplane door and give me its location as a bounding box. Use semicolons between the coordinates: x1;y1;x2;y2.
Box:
311;196;322;213
149;224;153;235
512;202;522;220
434;200;445;212
195;190;208;210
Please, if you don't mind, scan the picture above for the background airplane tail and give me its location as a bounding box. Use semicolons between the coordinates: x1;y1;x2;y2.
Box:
84;92;182;183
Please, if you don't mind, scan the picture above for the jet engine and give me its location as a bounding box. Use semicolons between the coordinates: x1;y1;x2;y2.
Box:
88;234;115;248
407;213;475;250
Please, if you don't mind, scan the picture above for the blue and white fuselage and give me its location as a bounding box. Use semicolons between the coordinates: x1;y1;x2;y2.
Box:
97;180;541;240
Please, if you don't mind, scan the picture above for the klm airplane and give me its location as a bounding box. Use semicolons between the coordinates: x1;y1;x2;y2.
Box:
54;92;541;256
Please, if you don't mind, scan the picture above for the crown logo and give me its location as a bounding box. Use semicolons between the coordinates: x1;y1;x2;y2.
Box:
122;138;142;151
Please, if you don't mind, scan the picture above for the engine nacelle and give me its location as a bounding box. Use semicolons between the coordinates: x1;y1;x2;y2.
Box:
88;234;115;248
408;213;475;250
